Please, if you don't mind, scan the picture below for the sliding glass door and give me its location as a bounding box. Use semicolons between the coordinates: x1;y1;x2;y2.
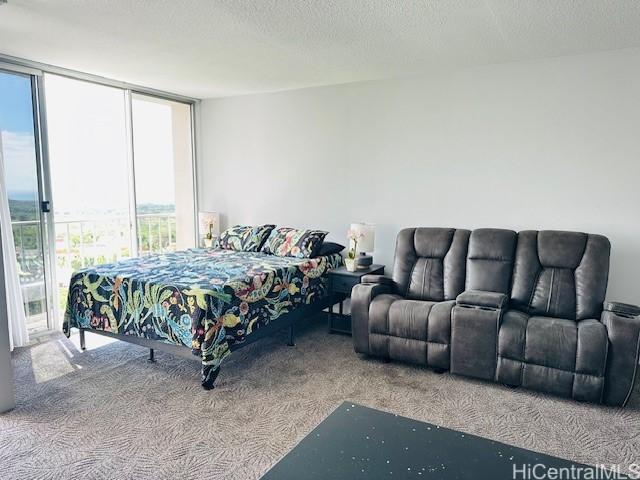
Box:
44;75;134;315
0;70;50;335
44;75;196;323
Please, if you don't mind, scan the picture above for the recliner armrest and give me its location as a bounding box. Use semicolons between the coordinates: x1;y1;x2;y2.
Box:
604;301;640;318
601;304;640;406
456;290;508;310
351;282;394;355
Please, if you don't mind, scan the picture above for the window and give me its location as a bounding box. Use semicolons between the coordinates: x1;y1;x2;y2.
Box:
131;94;195;254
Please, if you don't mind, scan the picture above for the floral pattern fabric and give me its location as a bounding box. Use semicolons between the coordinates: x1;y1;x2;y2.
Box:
63;248;342;387
261;227;328;258
217;224;276;252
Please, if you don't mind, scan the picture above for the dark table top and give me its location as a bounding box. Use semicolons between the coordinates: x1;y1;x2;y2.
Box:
261;402;619;480
329;264;384;277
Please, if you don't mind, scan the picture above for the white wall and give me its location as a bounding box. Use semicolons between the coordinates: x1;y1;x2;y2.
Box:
199;49;640;303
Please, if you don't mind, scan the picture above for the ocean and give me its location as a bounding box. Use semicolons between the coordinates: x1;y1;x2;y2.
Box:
7;190;37;202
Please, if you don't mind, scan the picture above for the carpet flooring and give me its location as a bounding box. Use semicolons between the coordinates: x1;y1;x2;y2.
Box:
2;315;639;479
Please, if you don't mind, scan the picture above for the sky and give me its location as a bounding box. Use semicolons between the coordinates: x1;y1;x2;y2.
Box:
0;72;34;132
0;71;176;215
0;71;38;199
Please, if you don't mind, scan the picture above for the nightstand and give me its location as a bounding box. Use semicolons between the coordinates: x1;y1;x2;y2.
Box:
327;264;385;334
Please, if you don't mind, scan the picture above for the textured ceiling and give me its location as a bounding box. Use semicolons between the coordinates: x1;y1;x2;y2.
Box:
1;1;640;99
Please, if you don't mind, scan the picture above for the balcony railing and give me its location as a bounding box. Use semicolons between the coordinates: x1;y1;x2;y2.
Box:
136;213;178;257
11;213;176;333
11;220;47;334
12;220;44;285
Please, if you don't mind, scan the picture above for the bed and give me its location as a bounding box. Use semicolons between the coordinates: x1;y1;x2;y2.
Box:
63;248;343;389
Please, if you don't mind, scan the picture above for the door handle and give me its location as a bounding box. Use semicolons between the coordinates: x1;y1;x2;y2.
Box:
41;201;51;213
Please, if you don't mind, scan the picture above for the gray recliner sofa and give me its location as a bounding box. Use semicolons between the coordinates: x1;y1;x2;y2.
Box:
351;227;640;407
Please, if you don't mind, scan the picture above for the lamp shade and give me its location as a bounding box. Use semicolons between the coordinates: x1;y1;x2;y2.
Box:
350;223;375;252
198;212;220;237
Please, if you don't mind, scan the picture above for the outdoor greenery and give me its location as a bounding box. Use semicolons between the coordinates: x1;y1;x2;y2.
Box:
8;198;38;222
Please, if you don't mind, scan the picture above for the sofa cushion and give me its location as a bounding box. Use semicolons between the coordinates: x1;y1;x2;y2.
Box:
510;230;610;320
500;313;608;374
497;310;608;401
392;228;470;302
525;316;578;372
388;300;433;341
465;228;517;294
368;295;454;369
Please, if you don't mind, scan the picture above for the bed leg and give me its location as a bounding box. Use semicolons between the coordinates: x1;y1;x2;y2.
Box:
148;348;156;363
287;324;295;347
79;329;86;351
201;366;221;390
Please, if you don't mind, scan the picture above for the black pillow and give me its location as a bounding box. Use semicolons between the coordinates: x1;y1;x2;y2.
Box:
314;241;345;257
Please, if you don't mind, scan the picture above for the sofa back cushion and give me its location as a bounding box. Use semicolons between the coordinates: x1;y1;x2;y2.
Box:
393;228;470;302
466;229;517;294
510;230;610;320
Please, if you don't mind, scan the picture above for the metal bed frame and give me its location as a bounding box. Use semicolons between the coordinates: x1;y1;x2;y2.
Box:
76;293;340;387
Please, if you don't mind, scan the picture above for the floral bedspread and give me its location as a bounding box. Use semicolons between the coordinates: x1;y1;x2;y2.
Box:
63;248;342;387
